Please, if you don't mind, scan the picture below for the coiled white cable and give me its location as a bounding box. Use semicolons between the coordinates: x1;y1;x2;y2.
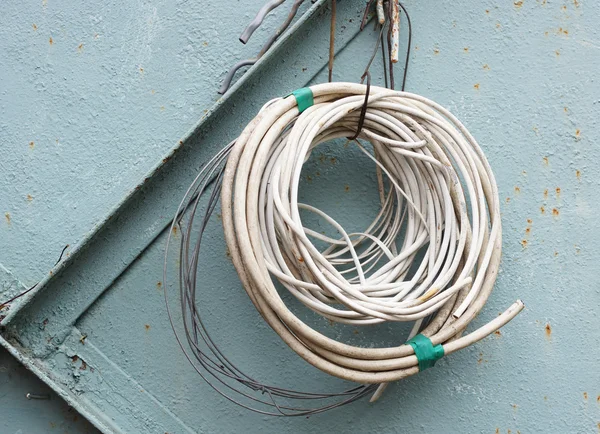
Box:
221;82;523;384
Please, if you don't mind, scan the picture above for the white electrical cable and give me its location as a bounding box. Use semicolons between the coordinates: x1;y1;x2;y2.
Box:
221;82;523;383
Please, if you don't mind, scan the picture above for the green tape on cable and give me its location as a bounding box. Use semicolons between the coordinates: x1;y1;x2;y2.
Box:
291;87;314;113
407;334;444;371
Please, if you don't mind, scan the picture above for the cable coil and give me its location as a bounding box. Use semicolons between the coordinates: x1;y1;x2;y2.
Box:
165;82;523;414
221;82;523;383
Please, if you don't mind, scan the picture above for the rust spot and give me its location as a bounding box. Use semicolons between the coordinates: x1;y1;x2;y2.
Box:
160;106;165;111
552;208;559;217
514;0;523;8
496;22;501;29
463;47;469;53
597;395;600;403
554;251;558;257
316;171;321;177
49;37;53;45
4;213;10;225
144;324;150;331
506;197;511;203
508;430;512;434
306;175;313;182
573;0;579;7
344;185;350;192
542;156;549;165
495;428;500;434
414;45;419;50
353;329;359;335
71;355;79;363
494;330;502;337
139;67;144;73
561;4;567;10
32;23;38;31
520;239;528;248
483;64;490;70
583;392;588;400
545;323;551;338
29;141;35;149
80;360;87;370
555;187;561;198
433;48;440;55
77;43;83;53
298;257;304;263
330;157;337;164
575;129;581;138
543;189;548;199
514;186;521;194
512;403;518;410
485;9;490;14
527;219;533;224
156;281;162;290
555;50;560;57
540;206;545;214
533;126;539;134
172;225;177;235
576;170;581;180
525;227;531;235
42;318;49;326
564;106;568;112
27;194;33;201
473;83;480;90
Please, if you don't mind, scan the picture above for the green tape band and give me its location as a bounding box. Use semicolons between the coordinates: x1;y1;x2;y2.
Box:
291;87;314;113
407;334;445;371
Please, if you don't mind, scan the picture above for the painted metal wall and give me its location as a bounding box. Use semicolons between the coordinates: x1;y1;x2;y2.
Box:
1;0;599;433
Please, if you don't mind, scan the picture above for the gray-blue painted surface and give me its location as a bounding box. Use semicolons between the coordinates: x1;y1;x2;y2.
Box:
1;0;599;433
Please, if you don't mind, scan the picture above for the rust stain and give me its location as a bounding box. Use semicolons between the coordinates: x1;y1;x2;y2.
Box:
584;392;588;400
512;404;518;410
49;37;53;45
160;106;165;111
495;428;500;434
80;360;87;371
508;430;512;434
525;227;531;235
555;49;560;57
576;170;581;180
552;208;559;217
156;281;162;290
514;0;523;7
330;157;337;164
561;4;567;10
496;22;501;29
344;185;350;192
527;219;533;224
494;330;502;337
172;225;177;235
32;23;38;30
433;48;440;55
564;106;568;112
545;323;552;338
542;156;549;165
474;83;480;90
27;194;33;201
573;0;579;7
520;239;528;248
298;257;304;263
514;186;521;194
554;251;558;257
556;27;569;36
483;64;490;70
555;187;561;198
506;197;511;203
4;213;10;225
29;141;35;149
575;129;581;138
306;175;313;182
145;324;150;331
540;206;545;214
77;43;83;53
463;47;469;53
485;9;490;14
533;126;539;134
543;189;549;199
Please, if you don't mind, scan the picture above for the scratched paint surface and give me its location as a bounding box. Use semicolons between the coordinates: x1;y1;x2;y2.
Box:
1;1;600;433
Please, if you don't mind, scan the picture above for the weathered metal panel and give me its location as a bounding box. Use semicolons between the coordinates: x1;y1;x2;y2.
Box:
1;0;599;433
